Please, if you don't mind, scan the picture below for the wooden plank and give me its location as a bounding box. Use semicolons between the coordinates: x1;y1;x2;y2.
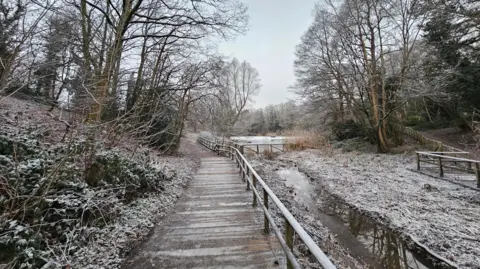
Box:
122;156;279;269
416;151;469;154
417;152;480;163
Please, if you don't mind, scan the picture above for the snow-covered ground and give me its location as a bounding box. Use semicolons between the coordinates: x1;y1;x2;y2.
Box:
248;159;368;269
70;155;199;268
254;149;480;268
0;97;201;268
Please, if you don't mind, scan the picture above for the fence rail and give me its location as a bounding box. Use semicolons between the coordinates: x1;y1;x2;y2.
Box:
239;143;286;154
197;136;337;269
416;151;480;188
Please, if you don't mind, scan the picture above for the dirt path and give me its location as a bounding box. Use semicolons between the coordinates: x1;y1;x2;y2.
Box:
418;127;477;155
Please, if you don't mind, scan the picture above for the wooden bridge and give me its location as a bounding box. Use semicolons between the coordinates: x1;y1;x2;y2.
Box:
123;136;336;269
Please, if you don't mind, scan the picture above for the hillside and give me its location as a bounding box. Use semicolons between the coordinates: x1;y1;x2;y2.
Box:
0;97;199;269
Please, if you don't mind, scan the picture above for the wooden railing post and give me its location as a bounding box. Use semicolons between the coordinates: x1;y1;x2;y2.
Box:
285;219;294;269
263;189;269;234
416;153;420;170
252;174;257;207
257;145;259;154
241;159;245;181
439;157;444;177
240;145;244;154
246;169;250;190
476;163;480;188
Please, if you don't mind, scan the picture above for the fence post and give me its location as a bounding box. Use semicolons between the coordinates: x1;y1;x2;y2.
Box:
252;174;257;207
257;145;259;154
240;145;244;155
246;169;250;190
439;157;444;177
416;153;420;170
242;159;245;181
263;189;269;234
476;163;480;188
285;219;294;269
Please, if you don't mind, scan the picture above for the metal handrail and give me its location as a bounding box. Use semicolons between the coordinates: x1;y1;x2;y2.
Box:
197;136;337;269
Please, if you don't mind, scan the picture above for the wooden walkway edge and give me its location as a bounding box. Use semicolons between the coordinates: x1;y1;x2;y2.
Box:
122;156;280;269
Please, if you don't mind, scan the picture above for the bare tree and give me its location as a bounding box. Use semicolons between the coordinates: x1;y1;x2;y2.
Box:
209;57;261;136
0;0;53;101
294;0;428;152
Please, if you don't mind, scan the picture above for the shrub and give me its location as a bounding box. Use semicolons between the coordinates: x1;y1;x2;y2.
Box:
263;149;277;160
0;134;168;268
405;115;422;126
331;120;365;140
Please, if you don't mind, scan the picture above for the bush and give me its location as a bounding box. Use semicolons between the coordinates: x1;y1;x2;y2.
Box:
331;138;373;152
405;115;422;126
331;120;365;141
263;149;277;160
412;118;453;130
283;131;329;151
0;134;168;268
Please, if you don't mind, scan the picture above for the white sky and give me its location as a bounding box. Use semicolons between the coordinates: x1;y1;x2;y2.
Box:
218;0;318;109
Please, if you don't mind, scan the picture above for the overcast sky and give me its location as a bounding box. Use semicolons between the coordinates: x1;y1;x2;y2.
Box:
218;0;318;109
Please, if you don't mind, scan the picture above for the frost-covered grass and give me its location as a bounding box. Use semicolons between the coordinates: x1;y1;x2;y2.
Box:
275;149;480;269
248;158;368;269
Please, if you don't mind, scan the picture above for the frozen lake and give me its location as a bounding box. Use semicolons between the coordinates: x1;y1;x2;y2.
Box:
230;136;292;145
230;136;293;153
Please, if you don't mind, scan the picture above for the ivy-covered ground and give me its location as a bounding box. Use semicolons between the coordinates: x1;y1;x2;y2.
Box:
0;97;199;269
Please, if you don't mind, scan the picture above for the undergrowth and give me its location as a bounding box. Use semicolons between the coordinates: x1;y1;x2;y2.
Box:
0;133;169;268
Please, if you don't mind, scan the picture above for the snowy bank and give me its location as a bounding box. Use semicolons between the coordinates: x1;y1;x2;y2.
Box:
272;150;480;268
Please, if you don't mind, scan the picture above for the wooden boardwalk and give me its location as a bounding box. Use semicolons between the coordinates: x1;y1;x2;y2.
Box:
122;155;280;269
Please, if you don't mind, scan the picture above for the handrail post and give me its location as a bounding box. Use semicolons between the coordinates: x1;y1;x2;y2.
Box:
476;163;480;188
285;219;294;269
439;157;444;177
252;174;257;207
242;160;245;181
416;152;420;170
263;189;269;234
257;145;259;154
246;169;250;190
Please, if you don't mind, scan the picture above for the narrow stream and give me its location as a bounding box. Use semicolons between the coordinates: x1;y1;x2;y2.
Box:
276;168;452;269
